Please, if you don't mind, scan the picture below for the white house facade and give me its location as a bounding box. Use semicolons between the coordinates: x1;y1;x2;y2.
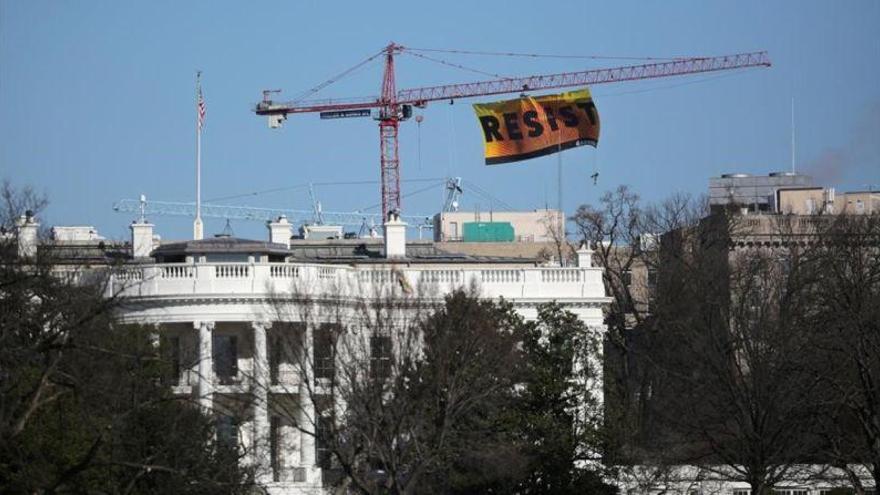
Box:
87;214;609;494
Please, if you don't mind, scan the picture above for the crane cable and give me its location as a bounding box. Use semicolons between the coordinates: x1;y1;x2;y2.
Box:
462;180;515;211
207;178;446;203
406;47;690;62
289;48;386;104
403;50;509;80
355;179;448;213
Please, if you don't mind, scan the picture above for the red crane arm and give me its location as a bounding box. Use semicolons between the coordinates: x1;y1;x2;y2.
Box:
398;51;770;105
255;51;770;115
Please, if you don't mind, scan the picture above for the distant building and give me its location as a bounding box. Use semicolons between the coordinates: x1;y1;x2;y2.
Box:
777;187;879;215
708;171;813;213
433;209;563;242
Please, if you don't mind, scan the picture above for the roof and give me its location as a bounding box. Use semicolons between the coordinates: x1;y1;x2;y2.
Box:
287;238;535;265
154;237;290;256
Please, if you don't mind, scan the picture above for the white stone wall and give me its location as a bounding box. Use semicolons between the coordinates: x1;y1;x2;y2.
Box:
108;260;609;494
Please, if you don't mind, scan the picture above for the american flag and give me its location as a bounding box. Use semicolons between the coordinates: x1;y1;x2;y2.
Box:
197;85;206;131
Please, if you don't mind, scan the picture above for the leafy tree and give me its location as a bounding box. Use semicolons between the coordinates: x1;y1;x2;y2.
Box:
0;182;253;493
513;303;615;495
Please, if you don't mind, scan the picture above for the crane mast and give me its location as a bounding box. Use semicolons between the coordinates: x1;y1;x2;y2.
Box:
255;44;771;219
379;43;402;221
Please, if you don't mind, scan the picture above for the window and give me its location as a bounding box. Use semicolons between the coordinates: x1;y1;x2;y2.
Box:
161;335;181;386
270;416;281;482
314;325;337;380
216;414;239;452
647;269;658;292
316;410;334;469
622;270;633;287
269;333;281;385
213;334;238;385
370;335;392;381
732;490;751;495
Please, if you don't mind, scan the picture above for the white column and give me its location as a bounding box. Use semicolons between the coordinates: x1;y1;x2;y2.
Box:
196;321;214;411
299;324;316;470
252;321;272;483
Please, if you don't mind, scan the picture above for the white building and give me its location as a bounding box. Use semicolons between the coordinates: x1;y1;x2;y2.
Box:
65;213;609;494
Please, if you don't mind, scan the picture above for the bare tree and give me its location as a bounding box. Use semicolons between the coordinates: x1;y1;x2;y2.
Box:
572;187;843;493
809;213;880;493
266;279;529;494
570;186;708;465
1;178;48;232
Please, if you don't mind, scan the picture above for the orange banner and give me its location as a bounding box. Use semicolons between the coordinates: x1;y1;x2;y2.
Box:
473;88;599;165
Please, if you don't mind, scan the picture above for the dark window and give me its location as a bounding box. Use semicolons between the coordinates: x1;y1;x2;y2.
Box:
213;334;238;385
314;325;337;380
621;270;633;288
316;412;333;469
216;414;239;452
270;416;281;482
161;335;181;386
269;333;281;385
370;335;392;381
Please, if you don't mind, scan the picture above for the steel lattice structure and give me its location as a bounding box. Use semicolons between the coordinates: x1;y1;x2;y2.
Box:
255;44;771;220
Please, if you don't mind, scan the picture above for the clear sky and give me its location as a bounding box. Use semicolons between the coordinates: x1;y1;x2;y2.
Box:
2;1;878;241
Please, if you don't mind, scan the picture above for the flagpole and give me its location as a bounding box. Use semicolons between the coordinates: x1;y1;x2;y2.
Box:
194;71;204;240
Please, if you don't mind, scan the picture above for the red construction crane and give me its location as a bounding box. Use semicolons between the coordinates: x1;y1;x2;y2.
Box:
255;43;770;220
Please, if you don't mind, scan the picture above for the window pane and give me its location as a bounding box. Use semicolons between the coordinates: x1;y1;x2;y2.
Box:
161;335;181;386
216;414;238;452
213;334;238;385
314;325;337;380
370;335;392;381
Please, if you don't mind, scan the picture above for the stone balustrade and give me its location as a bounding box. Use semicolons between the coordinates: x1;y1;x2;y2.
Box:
107;262;606;302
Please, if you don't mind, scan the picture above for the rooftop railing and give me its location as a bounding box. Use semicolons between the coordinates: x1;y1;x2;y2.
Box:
107;261;606;302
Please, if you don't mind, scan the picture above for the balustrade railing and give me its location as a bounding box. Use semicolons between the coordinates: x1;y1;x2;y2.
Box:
110;262;601;300
215;264;250;278
480;269;521;283
540;268;581;283
419;270;461;284
162;264;194;279
270;265;300;278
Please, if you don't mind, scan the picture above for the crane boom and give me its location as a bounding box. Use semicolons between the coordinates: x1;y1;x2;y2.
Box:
113;198;432;228
254;44;771;220
255;51;770;115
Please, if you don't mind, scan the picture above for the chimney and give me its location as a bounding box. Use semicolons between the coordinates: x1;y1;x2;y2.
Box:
267;216;292;249
16;211;39;259
384;211;407;259
130;220;155;259
575;242;593;268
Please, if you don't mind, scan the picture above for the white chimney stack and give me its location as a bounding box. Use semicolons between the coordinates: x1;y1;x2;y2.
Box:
267;216;292;249
384;212;407;259
576;242;593;268
16;212;39;259
130;220;155;259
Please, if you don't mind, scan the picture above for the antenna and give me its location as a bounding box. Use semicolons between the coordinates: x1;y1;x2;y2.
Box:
791;96;796;174
139;194;147;223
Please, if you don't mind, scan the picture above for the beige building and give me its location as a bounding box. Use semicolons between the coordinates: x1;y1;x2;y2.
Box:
777;187;880;215
433;209;563;242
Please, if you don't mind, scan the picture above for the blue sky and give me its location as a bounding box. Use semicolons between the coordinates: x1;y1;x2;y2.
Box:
2;1;878;240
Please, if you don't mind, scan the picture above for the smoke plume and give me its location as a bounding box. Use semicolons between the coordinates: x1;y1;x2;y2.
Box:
804;101;880;186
